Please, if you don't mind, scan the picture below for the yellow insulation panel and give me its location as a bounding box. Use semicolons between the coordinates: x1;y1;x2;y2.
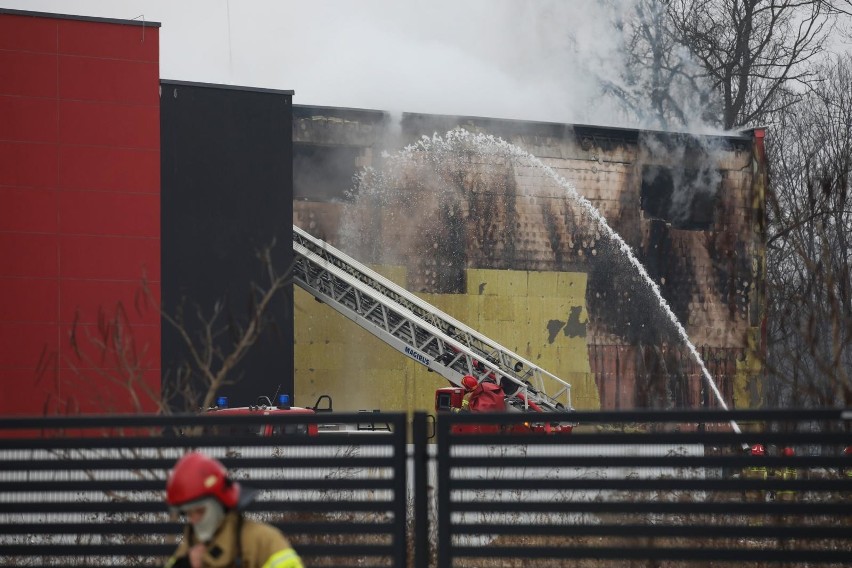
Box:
294;266;598;414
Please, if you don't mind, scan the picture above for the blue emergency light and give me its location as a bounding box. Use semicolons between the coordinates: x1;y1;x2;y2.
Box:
278;393;291;409
216;396;229;408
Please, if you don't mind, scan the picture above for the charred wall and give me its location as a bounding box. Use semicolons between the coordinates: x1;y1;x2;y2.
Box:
292;106;763;411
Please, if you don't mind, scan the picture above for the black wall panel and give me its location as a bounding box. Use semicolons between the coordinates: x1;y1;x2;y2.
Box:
160;81;294;409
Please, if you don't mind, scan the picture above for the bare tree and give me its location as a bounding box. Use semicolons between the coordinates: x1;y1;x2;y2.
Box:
764;54;852;407
604;0;718;130
46;240;293;414
668;0;837;129
36;294;163;415
155;240;293;412
825;0;852;16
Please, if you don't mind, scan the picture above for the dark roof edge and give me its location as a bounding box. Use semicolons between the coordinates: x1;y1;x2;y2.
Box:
293;104;390;122
401;111;752;143
161;79;294;96
0;8;161;27
289;104;752;143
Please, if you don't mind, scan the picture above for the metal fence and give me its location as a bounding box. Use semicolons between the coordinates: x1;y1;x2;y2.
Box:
0;412;409;568
2;409;851;568
435;408;852;567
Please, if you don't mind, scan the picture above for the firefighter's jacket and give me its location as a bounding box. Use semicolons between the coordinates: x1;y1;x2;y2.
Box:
165;510;303;568
467;381;507;412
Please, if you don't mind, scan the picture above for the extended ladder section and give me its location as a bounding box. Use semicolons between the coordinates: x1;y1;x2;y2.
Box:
292;225;572;413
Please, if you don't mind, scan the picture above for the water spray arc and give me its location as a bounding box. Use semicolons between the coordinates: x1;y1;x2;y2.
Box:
390;128;741;434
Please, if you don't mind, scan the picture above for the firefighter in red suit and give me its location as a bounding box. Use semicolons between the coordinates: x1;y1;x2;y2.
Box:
454;374;507;413
454;374;479;412
164;451;303;568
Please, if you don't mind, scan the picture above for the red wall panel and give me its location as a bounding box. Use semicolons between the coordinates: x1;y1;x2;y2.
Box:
59;55;158;105
0;14;57;52
0;233;58;278
0;11;161;415
59;145;159;192
59;235;159;281
58;99;159;148
59;279;159;325
0;51;57;98
0;322;56;367
59;20;158;62
0;142;58;188
0;277;57;323
0;367;161;415
59;322;160;372
0;369;56;415
0;96;57;142
0;188;58;233
59;191;159;237
61;369;163;414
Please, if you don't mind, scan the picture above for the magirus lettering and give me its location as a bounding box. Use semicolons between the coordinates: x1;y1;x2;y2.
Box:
404;346;430;366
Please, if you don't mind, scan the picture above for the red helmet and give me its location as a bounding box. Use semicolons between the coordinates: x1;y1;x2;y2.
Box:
750;444;765;456
166;452;240;509
844;446;852;456
461;375;478;391
781;447;795;457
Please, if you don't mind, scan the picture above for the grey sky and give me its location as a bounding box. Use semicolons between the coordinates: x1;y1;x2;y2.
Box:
1;0;628;125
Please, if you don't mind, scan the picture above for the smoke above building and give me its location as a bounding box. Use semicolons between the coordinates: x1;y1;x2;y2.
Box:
5;0;720;131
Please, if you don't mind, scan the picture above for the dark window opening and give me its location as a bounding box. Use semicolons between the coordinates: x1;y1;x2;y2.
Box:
436;392;453;411
294;143;362;201
271;424;309;436
204;425;264;436
640;165;719;230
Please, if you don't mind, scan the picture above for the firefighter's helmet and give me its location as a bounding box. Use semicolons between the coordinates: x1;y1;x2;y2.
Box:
750;444;765;456
781;447;795;457
461;375;478;391
166;451;240;509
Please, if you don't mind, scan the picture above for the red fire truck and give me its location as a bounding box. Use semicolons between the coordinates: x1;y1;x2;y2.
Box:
203;394;324;436
434;380;574;435
204;394;392;436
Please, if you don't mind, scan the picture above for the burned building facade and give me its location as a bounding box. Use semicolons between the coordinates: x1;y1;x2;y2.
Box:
2;8;767;417
292;106;767;413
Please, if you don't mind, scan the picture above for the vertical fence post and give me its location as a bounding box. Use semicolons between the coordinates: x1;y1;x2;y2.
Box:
392;414;408;568
436;412;451;568
413;412;429;568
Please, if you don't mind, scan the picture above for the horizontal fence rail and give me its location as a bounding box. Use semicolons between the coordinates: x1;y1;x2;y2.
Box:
0;412;409;568
3;408;852;567
436;408;852;567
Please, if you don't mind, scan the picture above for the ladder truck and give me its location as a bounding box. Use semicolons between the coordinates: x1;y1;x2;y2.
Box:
292;225;575;433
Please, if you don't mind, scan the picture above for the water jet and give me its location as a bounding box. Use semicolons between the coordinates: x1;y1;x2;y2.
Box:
347;128;742;433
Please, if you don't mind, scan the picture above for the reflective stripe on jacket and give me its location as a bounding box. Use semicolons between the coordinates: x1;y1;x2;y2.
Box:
262;547;302;568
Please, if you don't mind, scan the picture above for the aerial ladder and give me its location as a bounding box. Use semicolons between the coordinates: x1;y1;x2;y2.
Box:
292;225;572;414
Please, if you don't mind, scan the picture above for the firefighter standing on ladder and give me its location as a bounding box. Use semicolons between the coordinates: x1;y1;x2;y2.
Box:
453;375;479;412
